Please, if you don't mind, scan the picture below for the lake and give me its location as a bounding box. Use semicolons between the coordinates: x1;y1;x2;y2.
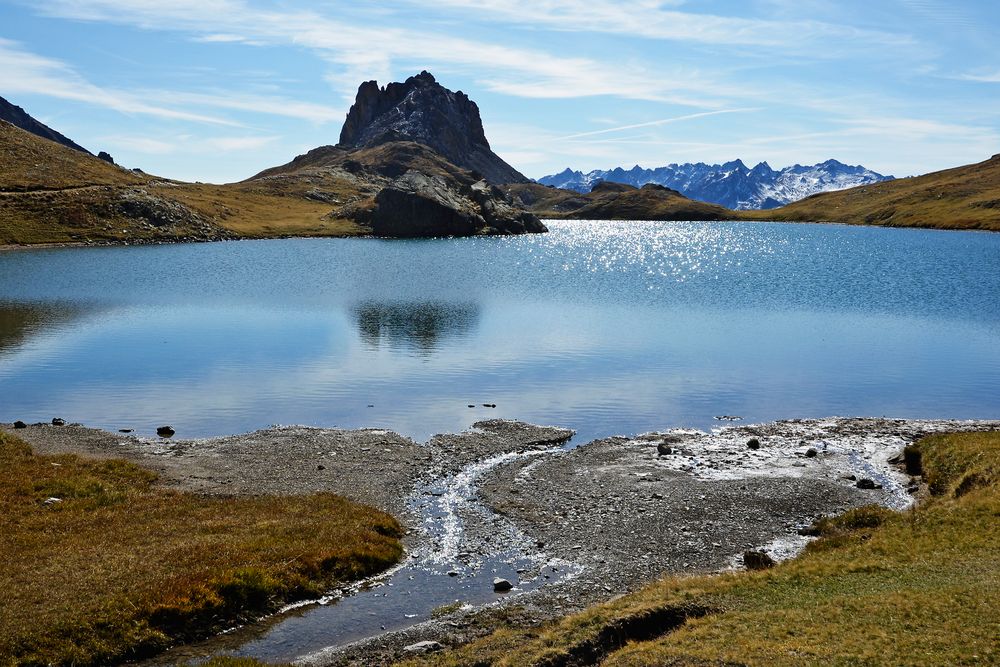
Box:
1;220;998;442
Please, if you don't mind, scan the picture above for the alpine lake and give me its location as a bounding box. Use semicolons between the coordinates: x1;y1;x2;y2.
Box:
2;219;999;443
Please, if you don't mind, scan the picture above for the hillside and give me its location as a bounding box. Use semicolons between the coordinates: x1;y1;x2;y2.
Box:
0;120;344;245
508;180;730;221
744;154;1000;231
0;96;91;155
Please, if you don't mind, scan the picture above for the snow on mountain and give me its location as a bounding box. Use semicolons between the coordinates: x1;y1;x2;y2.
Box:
538;159;893;210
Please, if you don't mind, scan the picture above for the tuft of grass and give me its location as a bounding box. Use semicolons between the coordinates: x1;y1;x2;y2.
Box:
0;430;403;667
402;430;1000;666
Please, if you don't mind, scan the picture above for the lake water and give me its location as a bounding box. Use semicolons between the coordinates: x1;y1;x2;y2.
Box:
1;220;998;442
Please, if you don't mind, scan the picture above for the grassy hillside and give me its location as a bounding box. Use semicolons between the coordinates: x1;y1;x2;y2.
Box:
0;429;402;666
508;181;729;221
743;154;1000;231
0;121;362;244
405;430;1000;666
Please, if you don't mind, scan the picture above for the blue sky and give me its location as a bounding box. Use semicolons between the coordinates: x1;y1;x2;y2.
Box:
1;0;998;183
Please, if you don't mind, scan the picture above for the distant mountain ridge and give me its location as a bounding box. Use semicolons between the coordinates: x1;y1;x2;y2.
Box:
539;159;893;210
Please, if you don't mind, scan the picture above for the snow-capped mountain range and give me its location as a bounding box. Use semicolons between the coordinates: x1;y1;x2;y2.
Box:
537;159;894;210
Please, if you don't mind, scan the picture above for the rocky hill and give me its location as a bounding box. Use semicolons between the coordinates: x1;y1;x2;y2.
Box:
540;159;893;210
338;71;528;186
744;153;1000;231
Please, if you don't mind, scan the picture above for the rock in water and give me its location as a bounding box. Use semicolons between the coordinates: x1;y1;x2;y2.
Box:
339;71;528;186
156;425;175;438
493;577;514;592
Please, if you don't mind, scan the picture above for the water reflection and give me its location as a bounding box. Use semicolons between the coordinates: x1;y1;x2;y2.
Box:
351;301;479;352
0;302;86;354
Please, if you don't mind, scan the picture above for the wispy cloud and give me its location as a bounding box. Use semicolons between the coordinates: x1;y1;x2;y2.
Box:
0;38;236;125
29;0;737;106
406;0;915;51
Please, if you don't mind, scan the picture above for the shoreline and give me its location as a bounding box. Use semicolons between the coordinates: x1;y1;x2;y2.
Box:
6;415;999;665
3;216;998;253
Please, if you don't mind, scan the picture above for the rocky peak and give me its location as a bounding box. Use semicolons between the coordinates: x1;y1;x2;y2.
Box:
337;71;527;185
0;95;90;154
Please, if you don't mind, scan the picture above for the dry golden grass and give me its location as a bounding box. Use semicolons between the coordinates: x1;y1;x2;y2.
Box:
405;431;1000;666
0;430;403;667
741;154;1000;231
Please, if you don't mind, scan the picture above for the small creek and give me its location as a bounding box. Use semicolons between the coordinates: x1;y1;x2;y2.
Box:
165;444;583;664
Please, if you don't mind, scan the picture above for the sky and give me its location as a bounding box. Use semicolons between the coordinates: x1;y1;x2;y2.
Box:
1;0;998;184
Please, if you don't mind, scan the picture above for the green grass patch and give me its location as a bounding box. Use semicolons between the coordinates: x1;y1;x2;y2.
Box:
0;430;403;667
404;431;1000;666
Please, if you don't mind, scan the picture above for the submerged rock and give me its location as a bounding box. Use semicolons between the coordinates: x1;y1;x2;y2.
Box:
493;577;514;592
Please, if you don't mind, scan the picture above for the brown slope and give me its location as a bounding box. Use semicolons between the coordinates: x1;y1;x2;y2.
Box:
508;180;731;221
742;154;1000;231
0;121;344;245
0;97;91;155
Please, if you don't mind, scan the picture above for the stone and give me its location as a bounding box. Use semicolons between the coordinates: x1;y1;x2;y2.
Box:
96;151;115;164
42;497;62;506
743;550;776;570
403;641;443;654
359;170;544;238
156;425;176;438
804;447;818;458
51;417;66;426
747;438;761;450
856;478;877;489
657;442;673;456
493;577;514;592
13;420;27;429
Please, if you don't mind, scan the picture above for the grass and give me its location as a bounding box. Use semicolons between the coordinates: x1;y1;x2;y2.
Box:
0;430;403;667
403;430;1000;666
739;154;1000;231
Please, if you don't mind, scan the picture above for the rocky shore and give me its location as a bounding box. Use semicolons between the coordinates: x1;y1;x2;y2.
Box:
7;416;998;665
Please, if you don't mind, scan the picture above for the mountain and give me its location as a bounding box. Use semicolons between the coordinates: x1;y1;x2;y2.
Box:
743;153;1000;231
539;159;893;210
0;95;92;155
0;73;544;244
507;181;729;221
338;71;528;186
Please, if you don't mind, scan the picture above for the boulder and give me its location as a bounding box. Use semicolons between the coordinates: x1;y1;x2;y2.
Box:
403;640;443;654
51;417;66;426
360;170;544;238
856;478;878;489
13;420;27;429
743;550;776;570
747;438;761;450
156;425;175;438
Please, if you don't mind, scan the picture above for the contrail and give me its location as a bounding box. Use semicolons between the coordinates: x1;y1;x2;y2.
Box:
556;108;760;141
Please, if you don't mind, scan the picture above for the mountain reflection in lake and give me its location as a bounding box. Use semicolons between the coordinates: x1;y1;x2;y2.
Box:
352;301;479;352
1;221;998;441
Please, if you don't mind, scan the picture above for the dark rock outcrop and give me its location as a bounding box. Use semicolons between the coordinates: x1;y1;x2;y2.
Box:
338;71;528;186
340;169;544;238
97;151;115;164
0;95;91;154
